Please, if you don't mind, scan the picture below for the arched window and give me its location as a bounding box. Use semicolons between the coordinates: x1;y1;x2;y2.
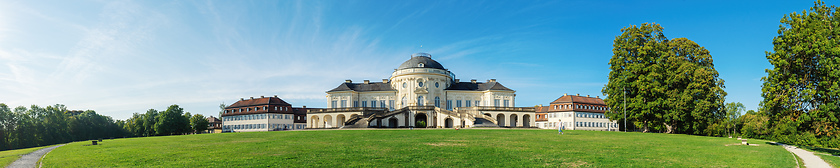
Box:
435;97;440;107
402;96;407;107
417;96;424;106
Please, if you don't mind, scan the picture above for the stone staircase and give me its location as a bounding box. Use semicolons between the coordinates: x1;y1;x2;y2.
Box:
342;115;368;128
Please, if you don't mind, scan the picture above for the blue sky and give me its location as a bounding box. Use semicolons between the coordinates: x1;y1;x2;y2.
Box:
0;0;817;120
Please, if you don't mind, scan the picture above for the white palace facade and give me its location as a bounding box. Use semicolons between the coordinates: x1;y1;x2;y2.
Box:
307;53;535;128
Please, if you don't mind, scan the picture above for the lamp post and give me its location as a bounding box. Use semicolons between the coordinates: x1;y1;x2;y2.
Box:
623;86;626;133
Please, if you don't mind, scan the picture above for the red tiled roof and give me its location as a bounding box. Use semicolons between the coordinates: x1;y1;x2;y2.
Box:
550;95;605;105
535;106;549;112
227;96;291;108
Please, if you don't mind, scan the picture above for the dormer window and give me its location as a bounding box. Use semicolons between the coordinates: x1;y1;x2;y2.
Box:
418;63;424;67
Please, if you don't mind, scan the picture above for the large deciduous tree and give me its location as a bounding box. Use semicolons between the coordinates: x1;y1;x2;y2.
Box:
603;23;727;135
190;114;209;134
762;1;840;148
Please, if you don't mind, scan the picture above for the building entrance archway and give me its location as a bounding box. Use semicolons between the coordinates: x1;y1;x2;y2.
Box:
337;114;346;127
445;118;453;128
415;113;427;128
510;114;518;127
496;114;505;127
311;116;320;128
389;117;398;128
523;114;531;127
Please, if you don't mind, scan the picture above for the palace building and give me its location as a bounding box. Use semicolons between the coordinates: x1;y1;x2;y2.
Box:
221;96;314;132
536;93;618;131
307;53;535;128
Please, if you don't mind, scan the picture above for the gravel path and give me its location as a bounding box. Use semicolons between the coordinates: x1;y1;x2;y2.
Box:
776;143;831;168
5;144;65;168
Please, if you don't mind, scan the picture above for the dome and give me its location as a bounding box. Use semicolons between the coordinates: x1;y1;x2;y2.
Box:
397;53;445;70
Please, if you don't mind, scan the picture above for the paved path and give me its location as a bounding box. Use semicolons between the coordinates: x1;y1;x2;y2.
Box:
5;144;65;168
776;143;831;168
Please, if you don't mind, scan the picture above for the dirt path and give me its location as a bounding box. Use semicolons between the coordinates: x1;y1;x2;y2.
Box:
776;143;831;168
5;144;65;168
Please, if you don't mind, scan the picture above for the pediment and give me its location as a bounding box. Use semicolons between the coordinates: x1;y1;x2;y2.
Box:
414;87;429;94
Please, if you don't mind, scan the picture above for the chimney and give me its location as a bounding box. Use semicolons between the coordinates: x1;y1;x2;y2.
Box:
364;80;370;84
382;79;389;83
471;79;477;83
241;98;244;101
490;79;497;82
274;95;278;98
576;93;580;96
250;97;254;100
455;79;460;83
261;95;265;98
563;93;567;96
302;106;306;109
587;95;590;97
345;79;352;83
596;96;600;99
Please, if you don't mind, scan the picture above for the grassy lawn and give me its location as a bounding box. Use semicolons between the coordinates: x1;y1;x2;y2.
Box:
803;146;840;168
817;154;840;168
43;129;794;167
0;145;52;167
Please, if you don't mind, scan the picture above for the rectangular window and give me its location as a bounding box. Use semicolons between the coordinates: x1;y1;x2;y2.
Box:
446;100;452;110
331;101;337;108
371;101;376;108
476;101;480;106
466;100;471;107
456;100;462;108
380;100;386;108
362;101;367;107
389;100;395;110
494;99;500;107
341;100;347;108
504;100;510;107
354;101;358;107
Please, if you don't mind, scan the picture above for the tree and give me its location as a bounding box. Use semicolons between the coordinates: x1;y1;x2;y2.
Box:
181;112;193;134
143;109;158;136
739;109;771;139
762;1;840;148
724;102;745;137
190;114;209;134
219;103;226;119
603;23;727;135
0;104;12;150
155;105;190;135
124;113;145;137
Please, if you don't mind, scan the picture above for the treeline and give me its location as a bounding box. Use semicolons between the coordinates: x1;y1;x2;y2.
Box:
122;105;209;137
0;103;210;151
0;103;127;151
743;1;840;148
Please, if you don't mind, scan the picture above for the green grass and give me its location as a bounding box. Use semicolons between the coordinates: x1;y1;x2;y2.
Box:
43;129;795;167
0;145;52;167
817;154;840;168
802;146;840;168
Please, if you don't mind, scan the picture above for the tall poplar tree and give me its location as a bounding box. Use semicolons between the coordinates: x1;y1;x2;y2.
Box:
762;1;840;147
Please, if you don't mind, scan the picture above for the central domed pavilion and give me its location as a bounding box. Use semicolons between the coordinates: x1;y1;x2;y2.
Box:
307;53;535;128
